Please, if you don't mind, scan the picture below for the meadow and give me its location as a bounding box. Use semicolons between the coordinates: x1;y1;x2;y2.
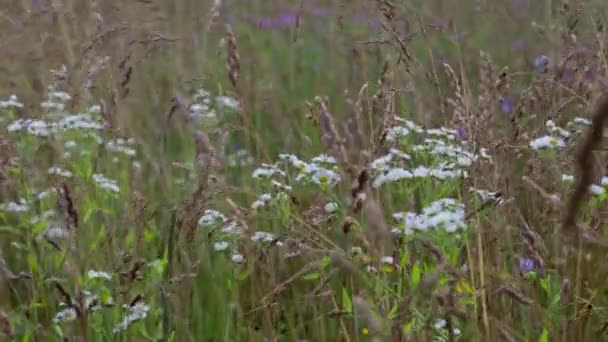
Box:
2;0;608;340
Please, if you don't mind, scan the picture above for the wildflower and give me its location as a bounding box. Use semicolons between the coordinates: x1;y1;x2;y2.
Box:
44;227;69;240
427;128;456;140
52;307;77;324
529;136;565;150
251;193;273;210
215;96;239;110
41;101;65;112
7;119;53;136
279;153;307;169
0;94;23;108
370;154;393;172
393;198;466;233
106;139;137;156
0;198;28;212
572;117;592;126
48;166;73;178
434;319;447;329
372;168;413;188
92;173;120;193
519;256;535;274
470;188;504;204
590;184;605;196
49;91;71;102
324;202;339;213
231;253;245;264
55;114;103;130
400;119;425;133
88;104;101;114
251;231;275;243
311;154;337;164
389;148;411;159
221;221;241;235
227;148;254;167
562;174;574;183
88;270;112;281
252;165;282;179
198;209;226;227
534;55;550;71
381;256;394;265
311;168;341;186
271;179;293;191
214;241;229;251
546;120;571;138
113;301;151;334
385;126;409;142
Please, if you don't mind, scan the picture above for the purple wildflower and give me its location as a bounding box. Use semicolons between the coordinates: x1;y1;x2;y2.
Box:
512;40;526;53
501;96;514;114
519;256;535;273
276;11;298;27
457;127;467;139
534;55;549;72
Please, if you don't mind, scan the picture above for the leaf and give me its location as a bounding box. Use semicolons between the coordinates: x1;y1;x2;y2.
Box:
539;328;549;342
342;288;352;313
455;278;474;295
410;263;421;289
302;272;320;281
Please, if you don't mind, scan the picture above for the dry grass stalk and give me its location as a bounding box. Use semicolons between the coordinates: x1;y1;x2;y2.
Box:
563;95;608;233
226;24;240;91
311;96;349;167
0;310;11;341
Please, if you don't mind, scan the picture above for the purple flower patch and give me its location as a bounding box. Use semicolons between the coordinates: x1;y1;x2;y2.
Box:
534;55;550;72
501;96;514;114
519;256;535;273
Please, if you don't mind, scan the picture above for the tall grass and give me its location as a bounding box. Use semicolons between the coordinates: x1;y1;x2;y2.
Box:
2;0;608;340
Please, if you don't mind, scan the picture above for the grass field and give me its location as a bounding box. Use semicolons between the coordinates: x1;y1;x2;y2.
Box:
2;0;608;340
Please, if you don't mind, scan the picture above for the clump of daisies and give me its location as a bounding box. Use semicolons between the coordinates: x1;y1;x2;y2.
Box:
392;198;466;234
92;173;120;193
0;94;23;109
0;198;29;213
369;117;491;189
105;138;137;157
529;120;572;150
250;153;342;188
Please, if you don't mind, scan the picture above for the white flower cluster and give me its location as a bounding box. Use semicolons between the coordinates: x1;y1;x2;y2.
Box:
52;290;111;324
372;165;467;188
587;176;608;196
112;301;151;334
251;193;273;210
52;307;77;324
198;209;227;227
106;138;137;157
251;153;343;188
88;270;112;281
48;166;73;178
385;119;424;142
0;94;23;108
470;187;504;205
370;118;490;189
279;153;342;187
7;114;103;137
0;198;28;213
392;198;466;234
92;173;120;193
434;319;461;336
529;120;570;150
227;148;254;167
216;96;239;111
251;231;275;243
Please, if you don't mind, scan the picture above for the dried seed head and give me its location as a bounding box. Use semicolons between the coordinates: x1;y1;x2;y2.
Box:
226;24;240;90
